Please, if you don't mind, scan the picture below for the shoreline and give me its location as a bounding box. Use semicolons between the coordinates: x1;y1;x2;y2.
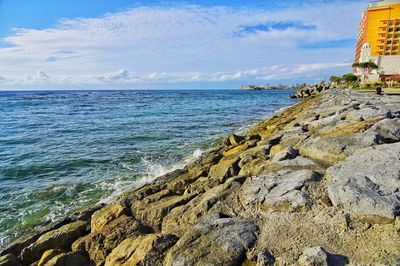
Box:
1;89;400;265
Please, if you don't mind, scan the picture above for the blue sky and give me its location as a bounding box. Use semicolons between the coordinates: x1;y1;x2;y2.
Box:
0;0;367;90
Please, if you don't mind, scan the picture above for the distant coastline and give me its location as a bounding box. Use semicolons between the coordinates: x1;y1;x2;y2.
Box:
240;83;308;91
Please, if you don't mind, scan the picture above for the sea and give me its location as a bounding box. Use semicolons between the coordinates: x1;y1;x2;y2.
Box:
0;89;296;247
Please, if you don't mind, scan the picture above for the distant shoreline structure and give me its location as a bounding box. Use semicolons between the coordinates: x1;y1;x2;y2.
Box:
240;83;308;90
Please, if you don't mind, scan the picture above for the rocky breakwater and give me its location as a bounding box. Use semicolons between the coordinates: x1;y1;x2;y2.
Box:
291;84;333;99
1;89;400;266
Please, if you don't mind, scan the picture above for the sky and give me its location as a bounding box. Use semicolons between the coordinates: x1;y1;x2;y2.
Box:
0;0;368;90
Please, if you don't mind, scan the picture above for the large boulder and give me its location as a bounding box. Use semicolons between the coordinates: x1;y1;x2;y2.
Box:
105;234;178;266
131;191;199;231
72;215;152;265
91;203;128;233
240;169;317;212
20;221;88;265
327;143;400;223
208;156;240;180
162;177;244;236
164;213;258;266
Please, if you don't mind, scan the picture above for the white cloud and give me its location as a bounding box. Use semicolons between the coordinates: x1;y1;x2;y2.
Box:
0;1;365;89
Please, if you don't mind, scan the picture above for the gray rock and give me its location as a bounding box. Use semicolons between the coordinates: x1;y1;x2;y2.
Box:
257;252;274;266
240;169;317;212
327;143;400;223
299;130;378;163
368;118;400;143
271;147;298;162
165;213;258;266
298;246;328;266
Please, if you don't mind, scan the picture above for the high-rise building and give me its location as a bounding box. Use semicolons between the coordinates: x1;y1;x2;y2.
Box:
355;0;400;81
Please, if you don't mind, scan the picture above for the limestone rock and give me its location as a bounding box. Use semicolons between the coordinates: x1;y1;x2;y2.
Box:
240;170;317;212
298;246;328;266
91;203;127;233
271;146;298;162
105;234;178;266
72;215;152;265
299;131;378;163
41;252;87;266
0;254;19;266
165;213;258;266
223;133;245;146
131;192;199;231
208;156;240;180
21;221;88;265
369;118;400;143
162;177;244;236
327;143;400;223
38;249;64;266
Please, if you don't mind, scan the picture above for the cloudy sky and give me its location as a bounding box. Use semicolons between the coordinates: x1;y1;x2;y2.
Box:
0;0;367;90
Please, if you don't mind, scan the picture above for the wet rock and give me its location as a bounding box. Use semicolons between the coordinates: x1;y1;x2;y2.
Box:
327;143;400;223
105;234;178;266
21;221;88;265
91;203;128;233
298;246;328;266
0;254;19;266
240;169;317;212
72;215;152;265
165;213;258;266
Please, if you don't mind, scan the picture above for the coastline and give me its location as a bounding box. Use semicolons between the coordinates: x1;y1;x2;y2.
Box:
1;89;400;265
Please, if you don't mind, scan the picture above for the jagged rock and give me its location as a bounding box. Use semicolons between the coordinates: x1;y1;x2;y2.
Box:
240;170;317;212
131;191;199;231
40;252;87;266
223;140;257;157
299;131;378;163
298;246;328;266
162;177;244;236
208;156;240;180
38;249;64;266
164;213;258;266
105;234;178;266
327;143;400;223
223;133;245;146
21;221;88;265
0;254;19;266
369;118;400;143
271;146;298;162
257;252;274;266
91;203;128;233
72;215;152;265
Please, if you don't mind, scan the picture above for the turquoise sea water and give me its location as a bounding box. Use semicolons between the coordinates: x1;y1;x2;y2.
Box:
0;89;296;247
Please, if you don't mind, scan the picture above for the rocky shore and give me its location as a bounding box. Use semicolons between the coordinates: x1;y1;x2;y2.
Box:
1;89;400;266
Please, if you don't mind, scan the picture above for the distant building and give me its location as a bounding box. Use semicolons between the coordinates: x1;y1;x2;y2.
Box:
355;0;400;82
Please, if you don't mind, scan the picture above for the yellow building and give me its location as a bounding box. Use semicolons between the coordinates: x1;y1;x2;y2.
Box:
355;0;400;81
356;0;400;61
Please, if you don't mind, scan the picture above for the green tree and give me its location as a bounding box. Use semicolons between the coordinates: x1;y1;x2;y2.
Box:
352;61;378;83
342;73;358;83
329;76;342;83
